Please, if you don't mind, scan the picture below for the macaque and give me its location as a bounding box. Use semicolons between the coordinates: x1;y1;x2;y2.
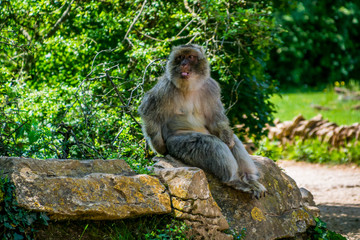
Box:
139;44;266;198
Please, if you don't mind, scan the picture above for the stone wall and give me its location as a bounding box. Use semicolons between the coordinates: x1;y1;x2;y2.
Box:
267;114;360;147
0;156;319;240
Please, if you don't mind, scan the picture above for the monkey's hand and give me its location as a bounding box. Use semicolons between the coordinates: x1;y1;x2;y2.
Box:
150;134;167;155
219;129;235;149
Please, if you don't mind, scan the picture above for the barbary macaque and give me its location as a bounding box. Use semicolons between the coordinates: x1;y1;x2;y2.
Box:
139;44;266;198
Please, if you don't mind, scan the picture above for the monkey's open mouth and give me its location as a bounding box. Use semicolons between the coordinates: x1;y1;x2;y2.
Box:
181;72;190;77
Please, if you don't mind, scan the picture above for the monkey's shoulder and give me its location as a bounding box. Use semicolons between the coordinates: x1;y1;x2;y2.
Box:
139;79;173;114
139;92;160;114
148;78;175;98
203;77;221;96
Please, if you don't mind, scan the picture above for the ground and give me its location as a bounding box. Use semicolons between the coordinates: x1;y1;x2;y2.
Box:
278;160;360;240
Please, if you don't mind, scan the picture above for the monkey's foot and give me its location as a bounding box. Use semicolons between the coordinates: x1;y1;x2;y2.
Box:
226;179;267;199
248;179;267;199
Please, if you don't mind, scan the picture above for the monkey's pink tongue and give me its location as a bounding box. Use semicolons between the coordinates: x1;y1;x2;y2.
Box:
181;72;189;76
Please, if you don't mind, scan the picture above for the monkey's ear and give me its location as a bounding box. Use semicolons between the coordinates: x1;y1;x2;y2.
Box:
196;45;206;58
169;45;182;59
191;45;207;61
171;45;181;52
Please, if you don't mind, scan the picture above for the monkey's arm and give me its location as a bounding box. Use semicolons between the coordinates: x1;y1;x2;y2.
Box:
138;94;167;155
208;118;235;148
206;101;235;149
203;79;235;148
143;124;167;155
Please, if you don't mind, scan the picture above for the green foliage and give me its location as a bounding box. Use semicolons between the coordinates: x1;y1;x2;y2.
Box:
269;0;360;87
225;227;247;240
35;215;190;240
0;1;280;164
255;138;281;160
143;219;189;240
0;81;148;172
306;218;347;240
255;137;360;165
0;175;49;240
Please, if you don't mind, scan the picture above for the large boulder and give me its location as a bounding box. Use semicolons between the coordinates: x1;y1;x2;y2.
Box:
152;159;232;240
0;156;319;240
153;155;319;240
213;156;318;239
0;157;171;220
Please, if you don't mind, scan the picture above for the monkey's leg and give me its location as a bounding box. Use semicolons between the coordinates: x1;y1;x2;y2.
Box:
165;132;241;184
230;134;267;198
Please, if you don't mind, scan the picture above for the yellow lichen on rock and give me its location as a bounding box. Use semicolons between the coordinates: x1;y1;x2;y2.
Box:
273;179;282;194
251;207;266;222
291;209;310;221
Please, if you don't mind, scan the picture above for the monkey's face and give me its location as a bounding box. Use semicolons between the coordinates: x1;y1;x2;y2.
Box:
174;52;199;79
167;45;210;91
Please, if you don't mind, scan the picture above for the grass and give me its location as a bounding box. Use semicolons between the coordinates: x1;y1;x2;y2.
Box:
270;87;360;125
35;215;190;240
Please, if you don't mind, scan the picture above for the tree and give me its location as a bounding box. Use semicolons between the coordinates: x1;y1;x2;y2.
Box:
269;0;360;87
0;0;279;161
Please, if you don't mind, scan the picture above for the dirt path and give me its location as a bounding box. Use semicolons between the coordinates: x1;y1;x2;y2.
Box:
277;160;360;240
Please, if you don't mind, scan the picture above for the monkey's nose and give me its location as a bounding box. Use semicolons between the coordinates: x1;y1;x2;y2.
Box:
181;59;189;66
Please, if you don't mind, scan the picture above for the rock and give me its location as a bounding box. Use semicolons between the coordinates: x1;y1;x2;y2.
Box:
284;114;305;137
346;127;356;139
323;130;335;144
299;188;315;207
154;155;318;240
214;156;317;240
267;126;282;140
292;115;323;139
334;87;350;95
352;104;360;110
292;120;310;137
152;157;232;240
307;120;328;138
311;104;331;111
0;156;320;240
0;157;171;220
267;115;359;148
299;188;320;218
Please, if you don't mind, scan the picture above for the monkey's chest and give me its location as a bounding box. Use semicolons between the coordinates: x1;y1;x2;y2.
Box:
175;99;203;118
173;101;208;133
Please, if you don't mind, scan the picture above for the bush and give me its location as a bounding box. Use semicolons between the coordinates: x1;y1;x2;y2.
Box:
306;218;346;240
255;137;360;165
0;0;280;163
269;0;360;88
0;175;49;240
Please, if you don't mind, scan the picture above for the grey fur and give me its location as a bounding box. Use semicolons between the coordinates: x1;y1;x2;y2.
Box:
138;44;266;198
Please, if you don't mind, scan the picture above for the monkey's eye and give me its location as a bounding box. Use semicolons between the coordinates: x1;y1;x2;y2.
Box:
176;55;184;61
188;55;197;61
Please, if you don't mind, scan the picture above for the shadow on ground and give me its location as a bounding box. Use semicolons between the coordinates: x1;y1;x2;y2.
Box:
318;204;360;237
